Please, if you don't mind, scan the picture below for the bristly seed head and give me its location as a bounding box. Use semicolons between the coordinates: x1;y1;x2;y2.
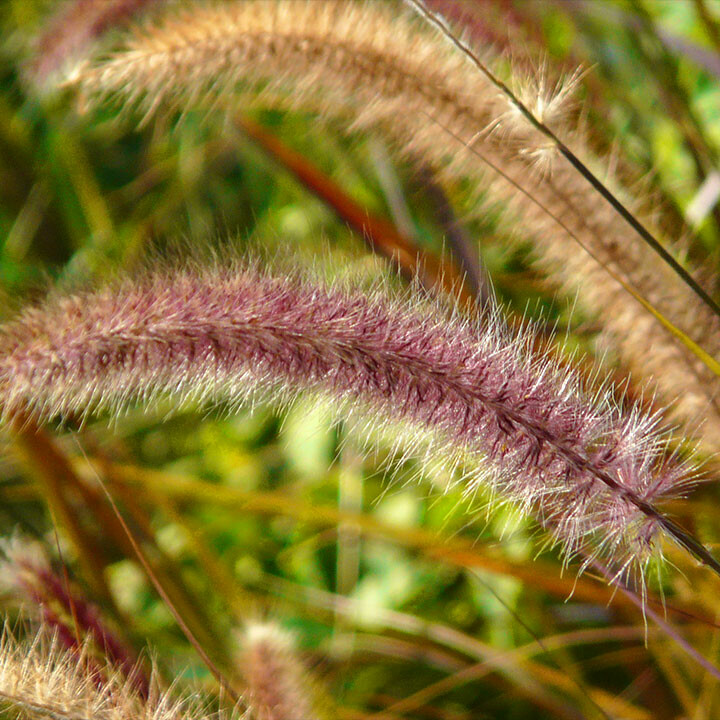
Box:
238;622;326;720
0;264;696;583
0;625;239;720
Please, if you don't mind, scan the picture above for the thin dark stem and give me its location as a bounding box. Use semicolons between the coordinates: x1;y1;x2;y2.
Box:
413;165;492;306
74;442;241;705
407;0;720;324
657;514;720;578
406;0;720;580
423;111;720;377
489;386;720;582
469;571;611;720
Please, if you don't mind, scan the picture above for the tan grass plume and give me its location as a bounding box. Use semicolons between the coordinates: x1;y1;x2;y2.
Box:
0;628;221;720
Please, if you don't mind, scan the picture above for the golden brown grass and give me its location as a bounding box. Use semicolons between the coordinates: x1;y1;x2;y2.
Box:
0;629;211;720
5;1;720;717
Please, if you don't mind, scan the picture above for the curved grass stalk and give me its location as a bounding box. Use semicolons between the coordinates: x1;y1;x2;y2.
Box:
407;0;720;322
0;263;706;582
68;0;720;451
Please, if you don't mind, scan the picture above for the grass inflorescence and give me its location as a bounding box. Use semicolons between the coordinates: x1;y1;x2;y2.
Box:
0;263;699;580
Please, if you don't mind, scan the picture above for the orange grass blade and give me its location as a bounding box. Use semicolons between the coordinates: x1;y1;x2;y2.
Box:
238;116;474;305
85;462;669;612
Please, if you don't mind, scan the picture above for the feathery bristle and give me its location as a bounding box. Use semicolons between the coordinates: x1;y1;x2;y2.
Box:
27;0;162;90
0;628;213;720
0;535;150;697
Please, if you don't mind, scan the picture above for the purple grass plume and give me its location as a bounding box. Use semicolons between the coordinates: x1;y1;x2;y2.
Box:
0;264;701;583
0;535;150;698
26;0;163;90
